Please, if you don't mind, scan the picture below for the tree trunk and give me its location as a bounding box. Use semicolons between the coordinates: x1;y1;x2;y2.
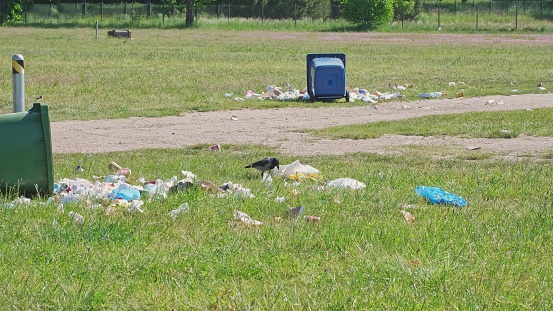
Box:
185;0;195;27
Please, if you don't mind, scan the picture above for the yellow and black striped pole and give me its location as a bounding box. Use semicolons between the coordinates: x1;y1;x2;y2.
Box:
12;54;25;113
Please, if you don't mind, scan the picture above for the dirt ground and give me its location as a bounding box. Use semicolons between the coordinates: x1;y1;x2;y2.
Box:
51;93;553;158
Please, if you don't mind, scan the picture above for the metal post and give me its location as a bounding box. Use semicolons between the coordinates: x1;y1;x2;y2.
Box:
12;54;25;113
96;20;99;39
438;2;441;29
476;6;479;30
515;5;518;29
402;4;404;29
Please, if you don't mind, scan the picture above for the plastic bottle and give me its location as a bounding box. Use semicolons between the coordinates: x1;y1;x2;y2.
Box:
104;174;126;183
415;186;467;208
419;92;442;99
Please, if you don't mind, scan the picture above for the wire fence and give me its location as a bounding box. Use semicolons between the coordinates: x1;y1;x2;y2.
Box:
16;2;553;26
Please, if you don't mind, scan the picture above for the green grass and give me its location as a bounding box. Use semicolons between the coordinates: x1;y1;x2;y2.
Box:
1;24;553;308
1;28;553;121
1;146;553;309
303;107;553;140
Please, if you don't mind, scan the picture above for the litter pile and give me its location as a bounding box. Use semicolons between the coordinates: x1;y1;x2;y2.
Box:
228;85;404;104
226;80;480;104
4;158;467;228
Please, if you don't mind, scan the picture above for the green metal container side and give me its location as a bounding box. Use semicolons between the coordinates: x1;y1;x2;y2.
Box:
0;103;54;197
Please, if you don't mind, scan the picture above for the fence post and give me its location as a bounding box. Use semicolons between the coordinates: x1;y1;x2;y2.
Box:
402;3;404;29
437;2;441;29
294;4;297;28
262;3;264;25
515;4;518;29
101;2;103;21
228;4;230;25
476;6;479;30
490;0;492;13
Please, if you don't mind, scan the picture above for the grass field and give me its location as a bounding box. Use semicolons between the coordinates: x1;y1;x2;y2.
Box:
1;28;553;121
1;27;553;309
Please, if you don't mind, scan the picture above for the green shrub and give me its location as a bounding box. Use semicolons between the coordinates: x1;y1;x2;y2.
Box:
341;0;394;28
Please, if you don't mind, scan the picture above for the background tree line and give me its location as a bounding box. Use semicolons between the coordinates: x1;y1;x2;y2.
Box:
0;0;454;29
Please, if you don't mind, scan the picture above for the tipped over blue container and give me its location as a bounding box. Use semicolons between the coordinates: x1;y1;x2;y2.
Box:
415;186;467;208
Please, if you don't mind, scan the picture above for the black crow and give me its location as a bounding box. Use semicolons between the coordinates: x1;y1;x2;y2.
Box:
244;157;279;177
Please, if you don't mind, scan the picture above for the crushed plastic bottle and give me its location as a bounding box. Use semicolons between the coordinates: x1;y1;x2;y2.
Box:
419;92;442;99
68;211;85;224
104;174;126;183
415;186;467;208
169;203;190;220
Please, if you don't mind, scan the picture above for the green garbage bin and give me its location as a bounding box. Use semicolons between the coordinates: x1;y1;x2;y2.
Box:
0;103;54;197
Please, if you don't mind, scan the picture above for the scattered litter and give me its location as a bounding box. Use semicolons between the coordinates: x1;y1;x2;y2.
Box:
126;200;144;214
209;144;221;151
110;186;140;201
169;203;190;220
467;146;481;150
3;196;32;208
115;168;132;176
325;178;366;190
456;92;464;98
108;161;122;172
230;115;238;121
485;99;495;105
401;204;418;209
181;170;197;179
400;210;416;224
197;180;222;193
275;196;286;203
403;104;411;110
261;173;273;186
68;211;84;225
76;165;84;172
104;174;126;183
218;182;255;199
234;210;263;227
538;86;547;91
232;85;405;104
415;186;467;208
279;160;322;181
419;92;442;99
286;205;305;218
407;259;421;267
304;215;320;223
327;196;341;204
448;82;456;87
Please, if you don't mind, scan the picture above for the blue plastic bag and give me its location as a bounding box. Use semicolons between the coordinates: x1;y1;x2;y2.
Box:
415;186;467;208
110;188;140;201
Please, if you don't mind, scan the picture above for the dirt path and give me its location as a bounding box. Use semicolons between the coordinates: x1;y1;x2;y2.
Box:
51;93;553;158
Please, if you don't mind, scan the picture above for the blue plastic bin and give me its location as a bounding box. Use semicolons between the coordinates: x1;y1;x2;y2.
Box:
306;53;348;102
